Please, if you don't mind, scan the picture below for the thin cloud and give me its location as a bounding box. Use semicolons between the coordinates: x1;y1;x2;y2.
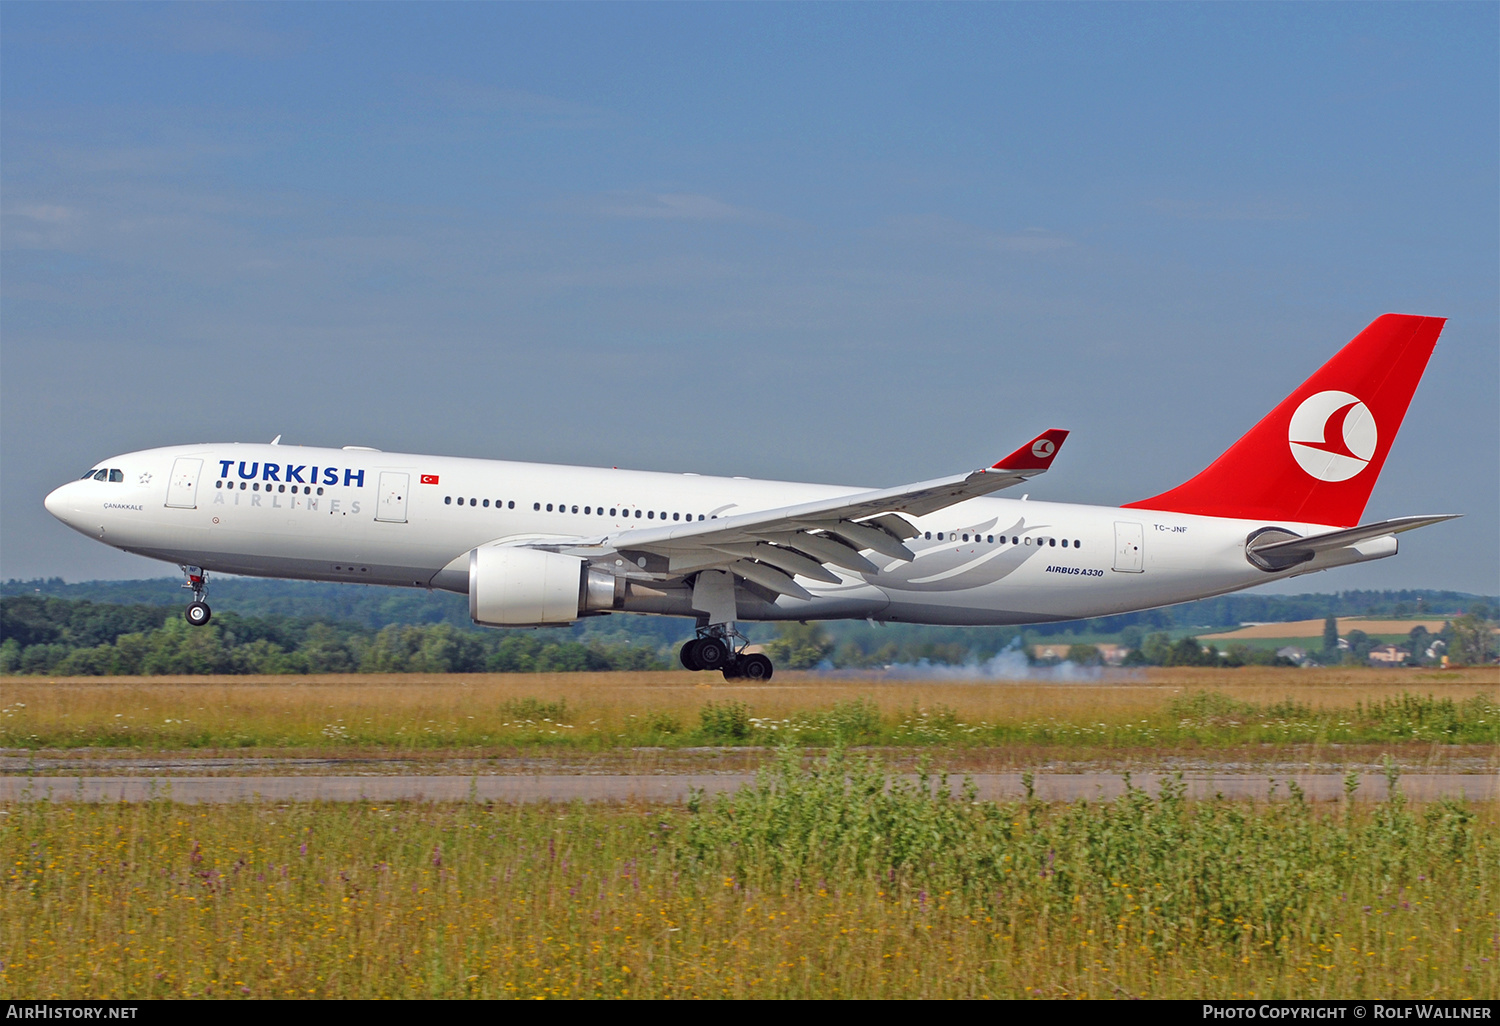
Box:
2;203;85;248
414;80;610;126
155;9;308;59
1143;198;1306;222
595;192;768;223
876;215;1075;253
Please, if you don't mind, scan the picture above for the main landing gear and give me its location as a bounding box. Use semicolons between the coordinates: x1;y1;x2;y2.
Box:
679;625;774;681
181;566;211;627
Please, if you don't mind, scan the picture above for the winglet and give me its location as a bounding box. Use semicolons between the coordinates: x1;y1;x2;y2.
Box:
991;429;1069;472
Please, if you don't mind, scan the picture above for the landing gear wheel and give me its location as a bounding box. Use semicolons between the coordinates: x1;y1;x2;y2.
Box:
679;641;702;671
737;654;773;681
693;637;729;671
185;601;212;627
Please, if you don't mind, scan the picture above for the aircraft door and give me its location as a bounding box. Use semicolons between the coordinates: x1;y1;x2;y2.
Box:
165;458;203;509
376;472;410;523
1112;521;1144;572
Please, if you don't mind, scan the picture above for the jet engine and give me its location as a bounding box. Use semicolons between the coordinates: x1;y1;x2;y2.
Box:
468;546;622;626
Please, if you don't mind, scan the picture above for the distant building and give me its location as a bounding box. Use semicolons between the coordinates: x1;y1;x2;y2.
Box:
1368;644;1406;665
1031;644;1070;662
1276;646;1312;666
1095;643;1130;666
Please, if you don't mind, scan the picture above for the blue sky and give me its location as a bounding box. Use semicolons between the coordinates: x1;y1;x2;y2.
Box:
3;3;1496;593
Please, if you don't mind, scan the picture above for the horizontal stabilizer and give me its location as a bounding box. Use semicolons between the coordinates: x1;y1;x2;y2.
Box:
1246;514;1459;571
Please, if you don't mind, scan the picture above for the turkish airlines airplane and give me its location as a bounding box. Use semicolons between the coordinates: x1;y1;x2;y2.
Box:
44;314;1455;680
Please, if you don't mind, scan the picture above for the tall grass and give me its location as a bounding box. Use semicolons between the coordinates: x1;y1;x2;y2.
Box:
3;753;1495;999
2;676;1494;751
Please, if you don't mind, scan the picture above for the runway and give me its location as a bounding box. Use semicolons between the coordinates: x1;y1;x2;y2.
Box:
3;771;1494;803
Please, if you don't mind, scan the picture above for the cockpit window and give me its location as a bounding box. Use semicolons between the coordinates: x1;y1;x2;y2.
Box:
92;470;108;482
82;470;99;479
108;469;124;483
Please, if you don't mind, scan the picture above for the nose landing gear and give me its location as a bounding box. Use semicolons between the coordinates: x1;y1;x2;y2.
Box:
181;566;211;626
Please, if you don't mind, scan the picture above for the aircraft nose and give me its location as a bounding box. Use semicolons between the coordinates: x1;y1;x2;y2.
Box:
44;483;76;524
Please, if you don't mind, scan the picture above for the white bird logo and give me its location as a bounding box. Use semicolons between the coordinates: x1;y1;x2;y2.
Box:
1288;390;1376;482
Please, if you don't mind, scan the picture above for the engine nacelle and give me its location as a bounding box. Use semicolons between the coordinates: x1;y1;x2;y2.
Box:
468;547;622;626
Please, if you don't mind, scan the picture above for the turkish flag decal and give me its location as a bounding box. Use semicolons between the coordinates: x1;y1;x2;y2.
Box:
420;474;439;485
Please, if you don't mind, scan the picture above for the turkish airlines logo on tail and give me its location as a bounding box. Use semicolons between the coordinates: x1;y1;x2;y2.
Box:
1288;390;1377;482
1031;438;1056;459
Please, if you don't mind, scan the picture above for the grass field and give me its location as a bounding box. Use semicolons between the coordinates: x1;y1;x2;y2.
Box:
4;670;1497;999
3;751;1495;999
2;668;1495;753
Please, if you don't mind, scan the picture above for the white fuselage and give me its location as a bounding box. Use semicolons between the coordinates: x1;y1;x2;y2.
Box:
45;442;1373;626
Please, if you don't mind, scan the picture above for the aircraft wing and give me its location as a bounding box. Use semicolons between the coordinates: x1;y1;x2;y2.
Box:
535;429;1068;599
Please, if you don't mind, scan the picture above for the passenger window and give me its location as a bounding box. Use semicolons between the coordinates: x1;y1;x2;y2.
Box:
937;532;944;541
584;506;591;514
1074;540;1081;549
1024;537;1031;545
216;481;223;489
647;510;654;519
571;505;578;513
508;501;515;509
483;499;490;507
635;510;642;518
109;469;124;483
609;508;617;517
278;484;285;493
673;512;679;521
445;496;452;505
316;487;323;495
987;535;994;543
1049;538;1056;546
470;498;477;506
924;531;931;540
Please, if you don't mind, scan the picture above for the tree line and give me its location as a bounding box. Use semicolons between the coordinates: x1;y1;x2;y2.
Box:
3;591;1493;676
6;578;1490;637
0;596;668;675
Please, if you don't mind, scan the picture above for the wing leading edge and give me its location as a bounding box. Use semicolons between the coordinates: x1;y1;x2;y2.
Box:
533;429;1070;600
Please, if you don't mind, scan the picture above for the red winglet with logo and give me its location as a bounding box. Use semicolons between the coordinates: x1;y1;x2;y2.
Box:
1124;314;1445;527
992;429;1070;472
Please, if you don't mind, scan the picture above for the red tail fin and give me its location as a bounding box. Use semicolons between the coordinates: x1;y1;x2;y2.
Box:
1123;314;1445;527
